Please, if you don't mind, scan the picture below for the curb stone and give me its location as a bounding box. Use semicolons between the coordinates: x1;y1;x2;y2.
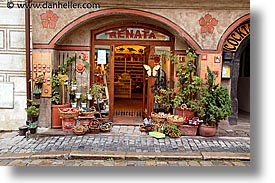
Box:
0;151;250;161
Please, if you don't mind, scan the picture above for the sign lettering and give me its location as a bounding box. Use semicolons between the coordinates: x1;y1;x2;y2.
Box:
96;27;168;41
223;23;250;51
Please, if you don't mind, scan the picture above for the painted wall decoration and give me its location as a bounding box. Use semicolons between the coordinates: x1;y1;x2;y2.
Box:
199;14;218;33
40;10;59;29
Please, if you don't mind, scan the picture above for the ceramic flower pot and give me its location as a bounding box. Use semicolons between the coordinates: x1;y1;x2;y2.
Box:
198;124;217;137
71;102;77;108
81;103;87;108
75;93;81;99
87;94;93;100
178;125;198;136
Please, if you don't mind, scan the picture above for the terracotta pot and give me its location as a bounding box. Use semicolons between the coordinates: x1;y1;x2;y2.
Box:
51;103;70;129
178;125;198;136
61;117;75;132
175;107;194;121
198;125;217;137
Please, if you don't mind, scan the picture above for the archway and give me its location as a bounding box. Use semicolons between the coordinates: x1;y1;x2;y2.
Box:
221;18;250;125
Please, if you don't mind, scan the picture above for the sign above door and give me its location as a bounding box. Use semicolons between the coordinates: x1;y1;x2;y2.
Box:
96;27;170;41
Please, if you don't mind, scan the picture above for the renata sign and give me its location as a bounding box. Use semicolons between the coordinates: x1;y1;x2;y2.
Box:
108;29;156;39
96;28;169;41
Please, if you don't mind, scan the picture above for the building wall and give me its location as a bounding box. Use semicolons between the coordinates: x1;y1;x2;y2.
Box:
0;0;250;130
0;0;27;130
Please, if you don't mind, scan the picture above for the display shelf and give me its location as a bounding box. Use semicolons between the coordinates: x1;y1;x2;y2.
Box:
114;53;144;92
114;79;131;98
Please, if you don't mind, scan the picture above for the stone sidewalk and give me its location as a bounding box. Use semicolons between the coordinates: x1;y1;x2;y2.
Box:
0;118;250;166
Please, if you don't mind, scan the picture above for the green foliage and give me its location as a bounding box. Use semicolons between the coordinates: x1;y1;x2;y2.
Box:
51;74;61;104
28;122;37;129
58;56;76;75
154;88;174;111
89;83;105;96
163;124;181;138
80;93;87;103
173;48;202;109
32;89;41;94
25;105;39;117
197;66;232;126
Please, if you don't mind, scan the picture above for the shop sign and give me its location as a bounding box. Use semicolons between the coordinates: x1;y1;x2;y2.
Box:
223;23;250;52
96;28;170;41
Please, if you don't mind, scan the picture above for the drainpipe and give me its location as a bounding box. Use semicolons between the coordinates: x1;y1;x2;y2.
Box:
25;0;31;100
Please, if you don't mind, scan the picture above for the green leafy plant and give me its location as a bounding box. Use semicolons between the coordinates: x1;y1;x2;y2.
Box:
89;83;105;96
197;66;232;126
58;56;76;75
154;88;174;112
173;48;202;110
25;105;40;117
51;73;61;105
32;89;41;95
28;122;37;129
163;124;181;138
80;94;87;103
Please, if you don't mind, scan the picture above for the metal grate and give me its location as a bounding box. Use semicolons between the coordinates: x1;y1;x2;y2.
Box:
114;109;143;117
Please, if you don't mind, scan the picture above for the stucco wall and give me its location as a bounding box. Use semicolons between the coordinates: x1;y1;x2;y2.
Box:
31;1;249;50
0;1;27;130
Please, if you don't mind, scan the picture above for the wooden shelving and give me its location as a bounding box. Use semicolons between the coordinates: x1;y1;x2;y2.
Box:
114;53;144;93
114;79;131;98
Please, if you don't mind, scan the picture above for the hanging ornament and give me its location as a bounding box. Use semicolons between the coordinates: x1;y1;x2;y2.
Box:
76;63;85;73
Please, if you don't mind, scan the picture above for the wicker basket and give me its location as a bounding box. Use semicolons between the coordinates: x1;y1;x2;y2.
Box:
81;106;96;117
167;115;185;126
100;122;113;132
58;108;79;118
151;112;168;123
73;125;88;135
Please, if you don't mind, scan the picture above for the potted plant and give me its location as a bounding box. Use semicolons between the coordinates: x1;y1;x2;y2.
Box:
28;122;38;134
32;89;42;99
172;48;202;120
80;93;87;108
178;117;202;136
68;86;76;100
51;73;70;129
71;98;77;108
71;79;77;90
197;66;232;137
163;124;181;138
89;83;105;98
25;105;40;122
34;74;44;89
154;88;174;113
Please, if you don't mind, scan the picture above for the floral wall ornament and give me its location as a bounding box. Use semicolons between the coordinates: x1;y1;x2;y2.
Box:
40;10;59;29
199;14;218;33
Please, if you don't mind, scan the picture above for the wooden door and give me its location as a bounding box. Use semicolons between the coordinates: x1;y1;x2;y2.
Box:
143;46;155;117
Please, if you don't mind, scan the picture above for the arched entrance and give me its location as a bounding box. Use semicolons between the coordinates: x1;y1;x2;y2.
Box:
91;25;175;124
46;9;200;125
222;20;250;125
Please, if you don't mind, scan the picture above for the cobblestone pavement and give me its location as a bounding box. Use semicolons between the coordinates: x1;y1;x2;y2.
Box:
0;158;250;167
0;125;250;155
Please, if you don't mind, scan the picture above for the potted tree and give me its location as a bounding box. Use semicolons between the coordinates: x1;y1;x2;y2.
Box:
51;73;70;129
197;66;232;136
172;48;202;120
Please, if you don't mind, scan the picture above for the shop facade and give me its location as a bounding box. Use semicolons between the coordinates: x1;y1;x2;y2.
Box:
0;0;250;130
